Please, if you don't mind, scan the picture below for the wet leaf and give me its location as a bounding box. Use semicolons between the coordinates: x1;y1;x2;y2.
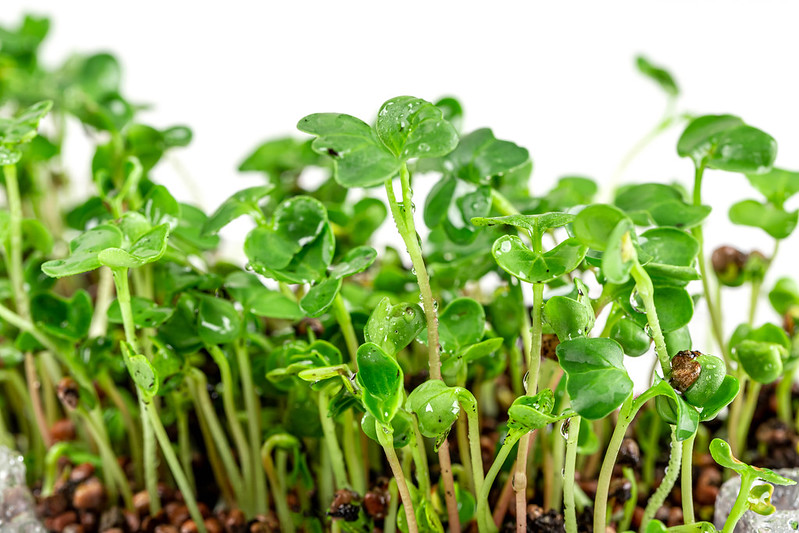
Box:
196;296;241;345
203;185;274;235
364;297;426;356
41;224;123;278
356;342;404;424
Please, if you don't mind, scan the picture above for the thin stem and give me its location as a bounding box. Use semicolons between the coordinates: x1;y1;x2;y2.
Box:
563;416;581;533
110;267;159;515
722;472;755;533
619;466;638;533
342;410;366;495
385;165;458;530
728;372;748;458
175;399;195;493
477;432;521;533
640;427;683;532
681;433;697;524
376;423;418;533
89;266;115;337
234;340;268;514
630;262;670;376
408;424;431;500
514;280;544;533
460;392;485;501
207;345;254;512
777;367;795;424
385;479;399;533
317;390;349;489
79;406;134;510
99;373;143;487
594;395;636;532
736;381;762;456
550;420;566;512
145;401;207;533
691;163;728;361
188;371;246;505
332;293;359;370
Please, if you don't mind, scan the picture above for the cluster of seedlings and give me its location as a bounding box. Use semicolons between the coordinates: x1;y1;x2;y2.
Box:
2;13;799;533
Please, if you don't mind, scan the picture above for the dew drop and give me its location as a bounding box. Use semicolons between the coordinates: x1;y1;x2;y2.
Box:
499;240;512;254
522;371;530;393
629;290;645;314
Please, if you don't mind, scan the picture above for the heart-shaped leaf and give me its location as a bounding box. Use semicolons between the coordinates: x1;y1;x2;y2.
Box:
299;277;342;317
745;167;799;208
298;113;400;188
556;337;633;420
98;224;170;269
491;235;586;284
437;298;485;352
374;96;458;160
507;389;572;433
41;224;123;278
438;127;529;184
614;184;710;229
30;290;93;341
360;410;413;449
572;204;628;251
406;380;464;442
729;199;798;239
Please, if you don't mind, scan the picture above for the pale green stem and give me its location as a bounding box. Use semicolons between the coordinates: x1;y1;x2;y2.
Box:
594;395;636;532
207;344;254;510
377;422;418;533
188;371;246;506
477;432;521;533
332;294;359;370
385;165;458;531
408;425;431;500
777;367;795;425
630;262;670;376
98;372;143;487
619;466;637;532
111;267;159;515
722;472;755;533
736;382;762;456
317;390;349;489
79;405;134;510
234;340;268;514
42;442;70;496
691;163;728;361
681;432;697;524
385;479;399;533
563;416;581;533
145;401;207;533
175;399;195;493
640;427;682;532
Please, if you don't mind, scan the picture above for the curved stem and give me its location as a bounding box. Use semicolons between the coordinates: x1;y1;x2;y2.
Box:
594;395;636;532
722;472;755;533
98;372;143;487
681;433;696;524
79;406;134;510
630;262;670;376
736;381;762;456
563;416;581;533
640;427;682;532
332;294;359;370
408;423;431;500
477;432;521;533
777;367;795;424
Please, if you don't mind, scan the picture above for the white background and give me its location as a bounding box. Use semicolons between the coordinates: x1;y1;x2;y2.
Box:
4;1;799;380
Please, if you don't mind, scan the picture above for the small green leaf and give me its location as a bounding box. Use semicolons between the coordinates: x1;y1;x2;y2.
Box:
121;342;159;399
543;279;594;341
356;342;404;424
31;290;93;341
142;185;180;230
649;379;700;440
439;128;529;183
639;228;699;266
602;218;636;284
635;56;679;96
556;338;633;420
491;235;586;284
729;200;798;239
745;167;799;208
238;137;320;177
769;278;799;316
298;113;400;188
572;204;628;251
614;184;710;229
610;317;651;357
98;224;170;269
736;340;784;384
41;224;123;278
472;212;575;233
364;297;426;356
438;298;485;352
748;484;776;516
677;115;745;163
0;100;53;146
299;277;342;317
197;296;241;345
374;96;458;160
710;438;796;485
699;375;740;421
406;380;463;441
507;389;572;432
360;411;413;448
329;246;377;280
707;125;777;173
203;185;274;235
224;271;303;320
